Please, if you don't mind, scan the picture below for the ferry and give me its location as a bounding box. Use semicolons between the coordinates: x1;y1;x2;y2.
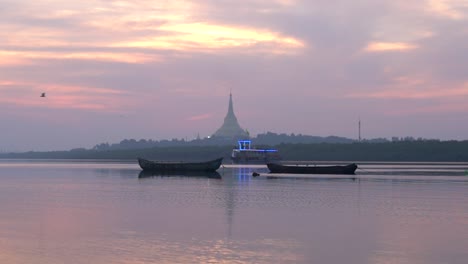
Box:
231;140;281;164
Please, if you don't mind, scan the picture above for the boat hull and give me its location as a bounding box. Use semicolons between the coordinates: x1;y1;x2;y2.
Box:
138;157;223;172
267;163;358;175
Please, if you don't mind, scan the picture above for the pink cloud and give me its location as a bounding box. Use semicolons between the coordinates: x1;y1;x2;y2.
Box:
187;113;213;121
351;85;468;99
0;50;160;65
0;80;132;112
385;102;468;116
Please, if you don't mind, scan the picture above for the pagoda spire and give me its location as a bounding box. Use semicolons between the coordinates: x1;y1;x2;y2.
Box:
227;93;235;120
212;93;248;139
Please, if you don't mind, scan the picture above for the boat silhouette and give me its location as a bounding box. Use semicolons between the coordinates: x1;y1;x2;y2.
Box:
138;157;223;172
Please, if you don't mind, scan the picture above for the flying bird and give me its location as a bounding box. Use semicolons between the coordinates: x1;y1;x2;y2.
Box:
40;93;46;97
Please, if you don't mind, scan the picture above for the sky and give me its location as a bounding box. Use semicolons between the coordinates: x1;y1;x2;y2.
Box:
1;0;467;151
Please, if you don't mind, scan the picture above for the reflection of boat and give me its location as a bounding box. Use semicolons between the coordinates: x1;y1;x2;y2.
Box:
267;163;358;175
138;170;222;179
231;140;281;164
138;157;223;172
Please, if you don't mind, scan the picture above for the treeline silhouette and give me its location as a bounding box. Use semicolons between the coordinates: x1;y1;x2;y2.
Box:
1;140;467;162
276;141;468;162
90;132;378;151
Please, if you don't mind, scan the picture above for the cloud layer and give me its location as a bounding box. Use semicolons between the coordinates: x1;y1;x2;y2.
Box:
0;0;467;150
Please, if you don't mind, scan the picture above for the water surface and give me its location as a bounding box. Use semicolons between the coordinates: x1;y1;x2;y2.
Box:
0;160;467;264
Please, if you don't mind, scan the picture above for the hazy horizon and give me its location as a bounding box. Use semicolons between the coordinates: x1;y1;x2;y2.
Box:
1;0;467;151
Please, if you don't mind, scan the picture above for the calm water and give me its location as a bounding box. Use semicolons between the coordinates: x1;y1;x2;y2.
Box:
0;160;467;264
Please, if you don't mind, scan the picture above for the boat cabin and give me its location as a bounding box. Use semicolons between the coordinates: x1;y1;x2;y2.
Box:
231;140;281;164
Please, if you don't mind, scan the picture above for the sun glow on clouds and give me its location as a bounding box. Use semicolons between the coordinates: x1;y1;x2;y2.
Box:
0;0;304;67
113;22;304;53
0;50;158;64
276;0;297;5
0;27;69;48
427;0;467;20
364;42;418;52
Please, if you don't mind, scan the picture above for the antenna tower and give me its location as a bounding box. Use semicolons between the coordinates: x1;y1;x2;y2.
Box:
358;118;361;141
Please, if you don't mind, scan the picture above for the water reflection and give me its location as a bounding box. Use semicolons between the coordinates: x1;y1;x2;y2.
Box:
94;168;140;178
0;161;467;264
264;174;358;181
137;170;222;179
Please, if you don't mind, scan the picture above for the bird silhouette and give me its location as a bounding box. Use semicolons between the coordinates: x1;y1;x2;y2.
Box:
40;93;46;97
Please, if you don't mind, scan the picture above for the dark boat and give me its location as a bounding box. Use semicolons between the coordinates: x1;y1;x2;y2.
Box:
138;170;221;179
138;157;223;172
267;163;358;175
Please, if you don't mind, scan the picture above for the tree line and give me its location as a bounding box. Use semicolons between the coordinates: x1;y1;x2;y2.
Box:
1;140;467;162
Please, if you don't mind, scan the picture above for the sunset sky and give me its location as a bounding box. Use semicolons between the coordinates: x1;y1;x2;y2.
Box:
1;0;467;151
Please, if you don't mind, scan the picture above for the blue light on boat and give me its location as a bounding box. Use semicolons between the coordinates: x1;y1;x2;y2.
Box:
237;140;277;152
238;140;252;150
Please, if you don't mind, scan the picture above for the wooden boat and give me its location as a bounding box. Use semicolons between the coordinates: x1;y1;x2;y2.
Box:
138;157;223;172
138;170;221;179
267;163;358;175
